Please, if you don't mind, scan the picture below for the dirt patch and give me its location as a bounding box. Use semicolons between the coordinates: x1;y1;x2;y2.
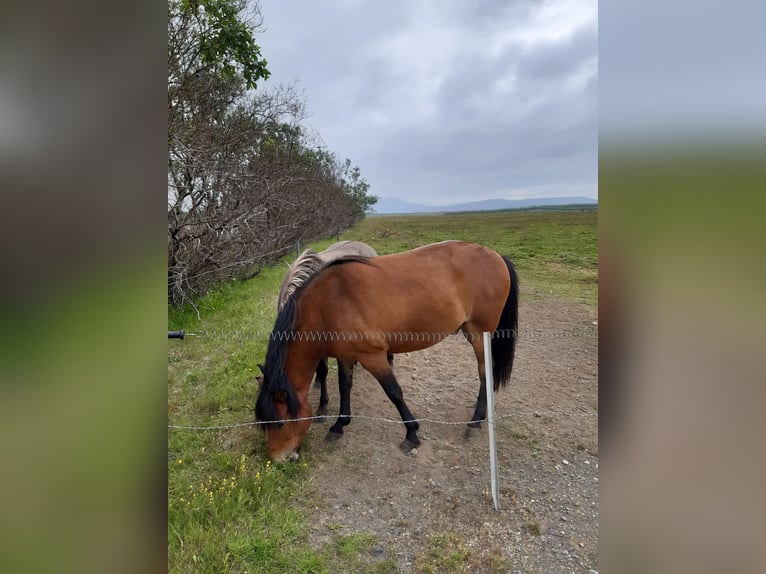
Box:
300;293;598;573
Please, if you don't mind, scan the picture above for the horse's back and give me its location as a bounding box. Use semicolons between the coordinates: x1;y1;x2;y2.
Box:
298;242;511;352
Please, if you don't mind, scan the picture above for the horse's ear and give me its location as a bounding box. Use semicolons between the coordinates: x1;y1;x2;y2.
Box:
257;363;265;374
255;376;264;387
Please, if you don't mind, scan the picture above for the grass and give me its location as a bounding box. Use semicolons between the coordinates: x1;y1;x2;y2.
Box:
168;209;597;572
414;532;472;573
348;208;597;306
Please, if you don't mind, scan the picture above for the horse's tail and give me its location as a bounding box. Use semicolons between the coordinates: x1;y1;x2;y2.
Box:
492;256;519;391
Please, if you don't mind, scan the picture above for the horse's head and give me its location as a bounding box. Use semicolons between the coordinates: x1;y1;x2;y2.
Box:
255;364;313;463
264;393;313;463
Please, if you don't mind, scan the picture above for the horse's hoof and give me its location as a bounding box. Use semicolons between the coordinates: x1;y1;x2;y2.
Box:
325;431;343;443
399;439;419;454
463;426;482;439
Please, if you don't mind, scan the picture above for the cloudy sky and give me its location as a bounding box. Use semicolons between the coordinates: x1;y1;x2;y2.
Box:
256;0;597;206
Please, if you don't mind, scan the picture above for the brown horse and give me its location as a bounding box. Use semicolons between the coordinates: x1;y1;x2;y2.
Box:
255;241;519;462
274;241;380;418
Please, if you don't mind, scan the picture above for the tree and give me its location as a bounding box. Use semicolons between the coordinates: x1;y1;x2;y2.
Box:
167;0;376;304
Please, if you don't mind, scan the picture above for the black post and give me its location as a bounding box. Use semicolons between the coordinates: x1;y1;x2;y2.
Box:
168;330;185;340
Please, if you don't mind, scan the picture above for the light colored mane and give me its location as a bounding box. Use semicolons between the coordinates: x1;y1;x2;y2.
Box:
278;250;326;310
277;241;378;310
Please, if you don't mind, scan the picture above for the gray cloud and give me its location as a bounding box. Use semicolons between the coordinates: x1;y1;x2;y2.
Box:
257;0;597;204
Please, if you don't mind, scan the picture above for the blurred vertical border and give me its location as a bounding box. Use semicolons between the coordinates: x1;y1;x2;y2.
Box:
600;1;766;571
0;2;167;573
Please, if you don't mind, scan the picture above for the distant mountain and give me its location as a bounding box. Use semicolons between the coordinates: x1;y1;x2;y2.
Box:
372;197;432;214
372;195;597;214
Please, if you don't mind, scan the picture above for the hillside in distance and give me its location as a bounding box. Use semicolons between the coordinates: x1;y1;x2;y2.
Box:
372;195;597;214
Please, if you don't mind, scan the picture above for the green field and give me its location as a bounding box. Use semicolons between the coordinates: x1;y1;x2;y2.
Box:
167;208;597;573
349;208;597;306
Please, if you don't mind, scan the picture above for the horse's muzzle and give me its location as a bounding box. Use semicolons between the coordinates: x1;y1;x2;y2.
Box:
271;450;300;463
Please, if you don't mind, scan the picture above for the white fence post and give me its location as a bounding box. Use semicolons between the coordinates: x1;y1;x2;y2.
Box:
483;331;500;510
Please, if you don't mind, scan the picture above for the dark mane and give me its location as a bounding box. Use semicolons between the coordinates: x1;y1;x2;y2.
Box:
255;297;300;428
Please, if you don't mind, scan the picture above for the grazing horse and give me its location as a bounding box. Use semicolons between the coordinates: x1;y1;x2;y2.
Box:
274;241;379;418
255;241;519;462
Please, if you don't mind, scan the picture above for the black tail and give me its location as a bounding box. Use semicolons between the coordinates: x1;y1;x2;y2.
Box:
492;256;518;391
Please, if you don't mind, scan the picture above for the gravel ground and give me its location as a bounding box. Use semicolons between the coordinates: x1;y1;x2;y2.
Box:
299;293;598;573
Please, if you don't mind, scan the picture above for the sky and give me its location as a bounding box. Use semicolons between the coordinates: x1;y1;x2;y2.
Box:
255;0;598;206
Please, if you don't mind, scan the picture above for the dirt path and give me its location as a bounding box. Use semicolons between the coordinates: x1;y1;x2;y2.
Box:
301;294;598;573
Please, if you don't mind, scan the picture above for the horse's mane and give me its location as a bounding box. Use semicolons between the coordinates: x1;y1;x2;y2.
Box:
282;254;375;310
255;296;300;427
278;247;377;309
277;250;326;310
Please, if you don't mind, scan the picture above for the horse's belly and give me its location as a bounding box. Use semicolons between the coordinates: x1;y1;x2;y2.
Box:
386;335;455;354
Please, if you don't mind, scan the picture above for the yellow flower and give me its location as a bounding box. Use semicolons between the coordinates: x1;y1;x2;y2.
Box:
177;458;183;465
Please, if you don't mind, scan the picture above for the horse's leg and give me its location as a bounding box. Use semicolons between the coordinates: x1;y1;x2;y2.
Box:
314;357;327;389
464;330;488;438
326;359;355;441
314;358;329;420
359;354;420;453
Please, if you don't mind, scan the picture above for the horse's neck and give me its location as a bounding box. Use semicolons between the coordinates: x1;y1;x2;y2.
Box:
285;340;323;392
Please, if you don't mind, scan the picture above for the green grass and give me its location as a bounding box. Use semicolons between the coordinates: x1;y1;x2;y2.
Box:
168;252;321;572
168;209;597;572
414;532;472;573
348;209;597;306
